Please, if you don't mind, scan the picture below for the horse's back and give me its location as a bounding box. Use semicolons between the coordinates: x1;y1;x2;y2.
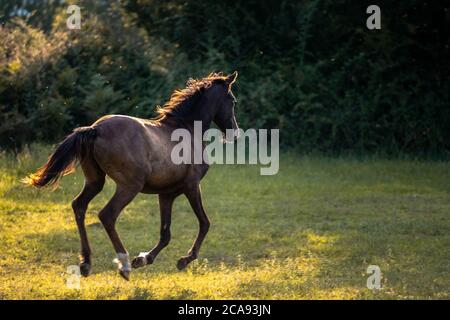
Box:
93;114;151;135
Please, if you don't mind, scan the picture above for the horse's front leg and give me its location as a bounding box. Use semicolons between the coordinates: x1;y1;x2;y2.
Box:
132;192;178;269
177;185;210;270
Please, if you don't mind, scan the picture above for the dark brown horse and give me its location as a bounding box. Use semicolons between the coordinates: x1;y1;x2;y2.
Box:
24;72;239;280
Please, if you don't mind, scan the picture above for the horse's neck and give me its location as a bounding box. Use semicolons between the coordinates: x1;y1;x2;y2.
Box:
185;118;212;136
184;101;213;134
162;97;213;135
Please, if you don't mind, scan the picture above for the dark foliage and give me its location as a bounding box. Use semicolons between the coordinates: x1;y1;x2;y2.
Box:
0;0;449;156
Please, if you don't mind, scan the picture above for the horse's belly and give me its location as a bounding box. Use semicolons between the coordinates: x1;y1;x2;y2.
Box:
142;162;189;193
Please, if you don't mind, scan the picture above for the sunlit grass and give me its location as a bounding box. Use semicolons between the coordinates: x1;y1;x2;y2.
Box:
0;146;449;299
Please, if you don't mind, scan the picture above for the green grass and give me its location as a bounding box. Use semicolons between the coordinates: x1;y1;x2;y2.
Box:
0;145;449;299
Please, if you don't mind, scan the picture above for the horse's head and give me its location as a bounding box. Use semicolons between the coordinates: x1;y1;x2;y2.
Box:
210;71;239;140
157;71;240;140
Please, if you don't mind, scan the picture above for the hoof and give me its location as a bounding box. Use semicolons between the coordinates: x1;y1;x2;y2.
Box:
176;257;189;270
79;262;91;277
131;256;147;269
113;253;131;280
119;269;130;281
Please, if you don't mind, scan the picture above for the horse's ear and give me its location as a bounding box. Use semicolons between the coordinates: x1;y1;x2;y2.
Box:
225;71;238;87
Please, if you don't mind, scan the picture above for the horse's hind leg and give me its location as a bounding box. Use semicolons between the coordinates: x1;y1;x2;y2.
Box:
177;185;210;270
71;160;105;277
98;184;140;280
132;192;178;269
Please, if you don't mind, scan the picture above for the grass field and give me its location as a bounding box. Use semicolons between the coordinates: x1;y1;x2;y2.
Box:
0;146;448;299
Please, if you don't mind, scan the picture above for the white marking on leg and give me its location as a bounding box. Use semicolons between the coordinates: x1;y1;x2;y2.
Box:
138;252;148;265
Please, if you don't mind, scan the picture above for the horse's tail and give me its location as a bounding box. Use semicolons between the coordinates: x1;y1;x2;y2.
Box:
23;127;97;188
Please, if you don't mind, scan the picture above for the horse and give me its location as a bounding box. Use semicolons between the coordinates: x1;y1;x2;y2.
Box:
24;72;239;280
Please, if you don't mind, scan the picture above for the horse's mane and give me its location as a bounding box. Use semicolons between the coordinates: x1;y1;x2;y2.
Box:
154;72;228;121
